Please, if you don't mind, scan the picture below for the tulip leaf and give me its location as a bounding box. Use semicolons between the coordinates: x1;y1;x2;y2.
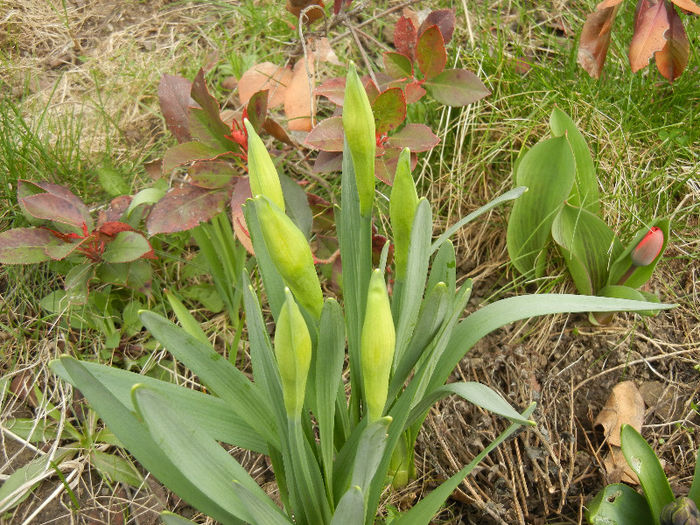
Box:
621;424;674;525
506;136;576;277
551;203;623;295
133;386;289;524
426;240;456;299
586;483;654;524
689;448;700;507
160;512;198;525
331;485;364;525
607;218;670;289
391;404;535;525
599;285;659;316
549;108;600;214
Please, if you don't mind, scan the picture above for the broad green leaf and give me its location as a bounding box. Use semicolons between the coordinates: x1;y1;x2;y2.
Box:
423;69;490;107
587;483;654;525
391;403;536;525
551;203;623;295
101;231;151;263
432;186;527;254
50;358;268;453
188;160;237;189
416;25;447;80
372;88;407;135
383;52;413;79
64;262;94;304
0;228;62;264
349;417;392;496
549;108;599;213
331;485;364;525
134;386;286;524
139;311;279;449
621;424;674;524
407;382;534;428
127;186;167;216
96;259;152;292
90;450;143;488
52;358;239;524
4;418;59;443
507;136;576;276
96;165;130;197
599;285;659;316
607;219;670;289
430;294;676;392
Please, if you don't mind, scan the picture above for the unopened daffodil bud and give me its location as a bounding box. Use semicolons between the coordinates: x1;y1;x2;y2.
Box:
342;63;376;217
390;148;419;280
275;289;312;419
254;196;323;318
361;269;395;422
245;119;285;212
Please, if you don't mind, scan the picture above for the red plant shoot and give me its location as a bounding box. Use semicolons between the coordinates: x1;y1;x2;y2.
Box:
630;227;664;267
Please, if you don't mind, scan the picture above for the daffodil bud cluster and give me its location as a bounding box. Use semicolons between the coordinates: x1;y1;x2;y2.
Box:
245;119;285;212
342;63;376;217
390;148;419;280
275;289;312;419
361;269;395;422
254;196;323;318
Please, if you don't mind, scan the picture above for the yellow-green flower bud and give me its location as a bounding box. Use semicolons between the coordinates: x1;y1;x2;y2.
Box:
254;196;323;318
275;289;312;419
245;119;285;212
361;269;395;422
342;63;376;217
390;148;419;280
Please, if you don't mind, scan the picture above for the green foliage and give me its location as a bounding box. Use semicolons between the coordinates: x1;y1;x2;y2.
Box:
506;108;671;322
588;425;699;525
50;71;675;524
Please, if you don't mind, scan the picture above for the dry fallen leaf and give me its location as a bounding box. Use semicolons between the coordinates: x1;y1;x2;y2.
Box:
238;62;293;108
603;446;640;484
311;37;342;66
654;3;690;81
629;0;670;73
594;380;645;446
284;55;316;132
578;5;621;78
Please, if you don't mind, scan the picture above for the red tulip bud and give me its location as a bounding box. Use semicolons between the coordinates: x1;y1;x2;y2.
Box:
630;227;664;266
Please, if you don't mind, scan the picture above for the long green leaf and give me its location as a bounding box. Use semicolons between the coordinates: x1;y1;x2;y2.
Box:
140;310;279;449
51;358;239;524
391;403;535;525
133;386;290;525
429;294;675;392
51;358;267;454
160;512;198;525
431;186;527;254
586;483;654;524
331;486;364;525
549;108;599;214
407;382;534;428
621;424;674;525
690;448;700;506
507;136;575;276
426;240;456;299
164;289;210;345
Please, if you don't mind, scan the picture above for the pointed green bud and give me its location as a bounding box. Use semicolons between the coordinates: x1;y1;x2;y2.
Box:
245;119;285;212
254;196;323;318
390;148;419;280
361;269;395;422
275;289;312;419
342;63;376;216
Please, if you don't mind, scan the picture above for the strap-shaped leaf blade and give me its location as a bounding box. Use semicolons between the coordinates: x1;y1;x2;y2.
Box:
586;483;654;524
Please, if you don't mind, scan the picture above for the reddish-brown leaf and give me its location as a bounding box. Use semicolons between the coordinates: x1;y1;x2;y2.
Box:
385;124;439;152
238;63;293;108
315;77;346;105
158;74;195;143
578;5;621;78
312;151;343;173
230;177;254;255
655;3;690;81
363;77;380;104
98;222;135;236
21;193;87;230
263;118;295;146
423;69;491;106
162;141;231;173
597;0;625;8
671;0;700;14
333;0;351;14
188;160;237;189
372;88;407;135
405;81;427;103
147;186;228;234
305;117;344;151
285;56;316;132
417;9;456;44
394;16;418;61
286;0;325;23
98;195;133;225
629;0;670;72
416;25;447;80
188;70;234;152
383;52;413;80
18;180;91;227
246;90;269;133
0;228;60;264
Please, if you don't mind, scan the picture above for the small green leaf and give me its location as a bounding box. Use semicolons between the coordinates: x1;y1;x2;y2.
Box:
96;165;130;197
101;231;152;263
372;88;407;135
587;483;654;524
416;25;447;80
423;69;490;107
90;450;143;488
621;424;674;524
383;52;413;79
